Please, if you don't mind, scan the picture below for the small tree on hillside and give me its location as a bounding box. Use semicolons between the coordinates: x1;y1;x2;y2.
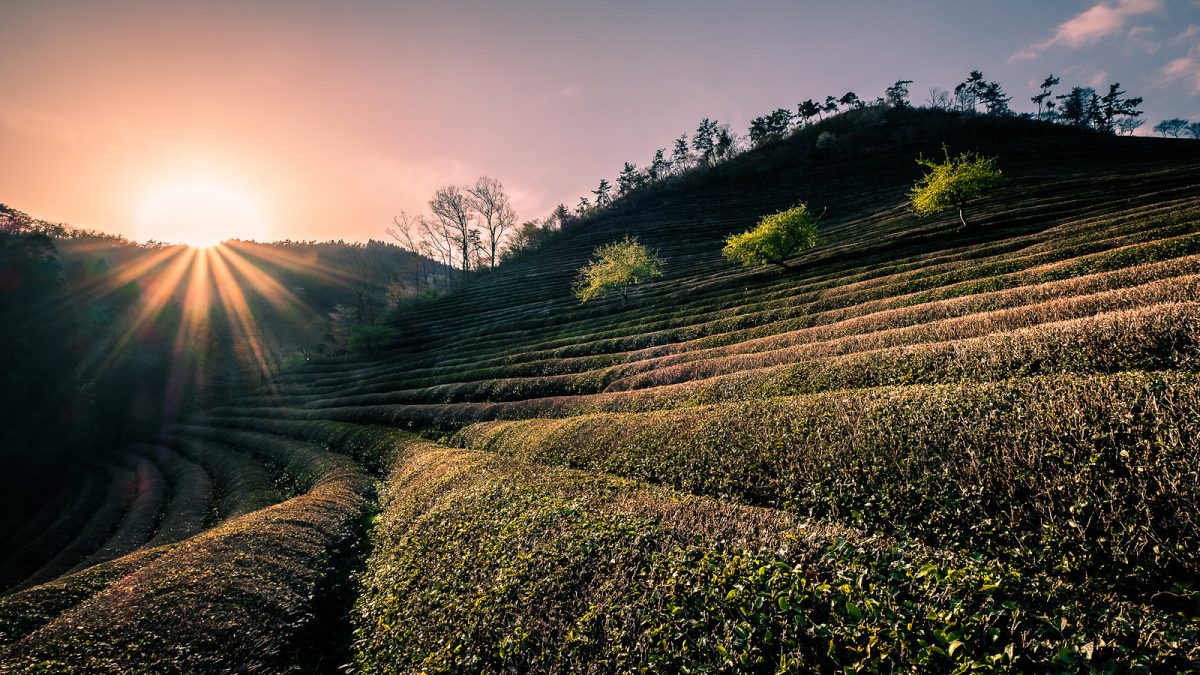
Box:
573;235;665;305
1031;75;1060;121
671;134;691;172
592;178;613;207
1153;118;1190;138
910;146;1004;230
797;99;821;126
647;149;671;182
617;162;644;196
885;80;914;108
838;91;862;110
723;203;823;270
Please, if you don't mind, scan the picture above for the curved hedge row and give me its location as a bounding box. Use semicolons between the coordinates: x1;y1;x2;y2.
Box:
352;439;1198;673
456;371;1200;593
1;432;373;673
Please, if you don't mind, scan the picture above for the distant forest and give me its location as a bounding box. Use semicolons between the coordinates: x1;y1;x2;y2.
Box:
0;204;431;516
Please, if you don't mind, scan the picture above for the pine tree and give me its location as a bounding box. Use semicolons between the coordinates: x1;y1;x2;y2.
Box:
592;179;612;207
1031;75;1060;121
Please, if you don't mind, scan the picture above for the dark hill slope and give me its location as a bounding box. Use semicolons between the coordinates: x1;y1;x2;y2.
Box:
6;109;1200;672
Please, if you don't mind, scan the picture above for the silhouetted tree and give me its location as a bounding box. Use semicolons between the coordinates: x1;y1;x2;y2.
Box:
954;70;986;112
979;81;1012;116
823;95;839;116
466;176;517;269
592;178;613;207
551;203;572;227
647;149;671;182
714;124;734;161
429;185;474;275
692;118;719;164
885;79;914;108
838;91;862;109
1098;83;1143;134
671;134;691;172
1056;87;1097;128
1031;75;1060;121
926;87;952;110
797;99;821;126
576;196;591;216
1116;118;1145;136
749;108;794;146
617;162;644;196
1153;118;1190;137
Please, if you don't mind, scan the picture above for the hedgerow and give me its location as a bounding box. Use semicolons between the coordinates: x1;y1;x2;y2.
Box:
1;432;373;673
353;440;1198;673
457;371;1200;592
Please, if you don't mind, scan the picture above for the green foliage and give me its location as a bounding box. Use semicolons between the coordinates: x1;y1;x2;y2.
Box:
353;440;1198;673
723;204;822;269
349;324;400;355
573;235;664;304
910;146;1004;228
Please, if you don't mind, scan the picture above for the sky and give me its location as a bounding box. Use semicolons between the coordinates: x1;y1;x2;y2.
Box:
2;0;1199;244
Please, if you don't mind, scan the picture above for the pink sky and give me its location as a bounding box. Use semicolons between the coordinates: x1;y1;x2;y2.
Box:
2;1;1198;244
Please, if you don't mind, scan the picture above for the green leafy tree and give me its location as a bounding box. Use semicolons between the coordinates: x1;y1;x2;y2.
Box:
723;203;823;270
573;235;664;305
910;146;1005;230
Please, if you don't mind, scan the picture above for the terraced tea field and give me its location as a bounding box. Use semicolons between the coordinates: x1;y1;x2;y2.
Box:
4;113;1200;672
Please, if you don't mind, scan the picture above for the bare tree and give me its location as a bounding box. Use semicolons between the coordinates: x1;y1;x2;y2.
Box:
340;241;388;325
387;211;426;288
429;185;474;277
925;87;952;110
466;176;517;269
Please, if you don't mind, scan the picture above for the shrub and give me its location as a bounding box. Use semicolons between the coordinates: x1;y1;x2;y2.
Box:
456;371;1200;592
573;235;665;305
910;146;1004;229
722;204;822;270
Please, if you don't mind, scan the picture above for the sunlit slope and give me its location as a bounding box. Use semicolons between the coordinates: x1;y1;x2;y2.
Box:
5;110;1200;672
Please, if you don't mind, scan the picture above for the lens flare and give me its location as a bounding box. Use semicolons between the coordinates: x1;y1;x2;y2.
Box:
137;182;268;247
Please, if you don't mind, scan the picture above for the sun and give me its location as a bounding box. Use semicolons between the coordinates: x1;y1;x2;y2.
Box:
137;181;269;247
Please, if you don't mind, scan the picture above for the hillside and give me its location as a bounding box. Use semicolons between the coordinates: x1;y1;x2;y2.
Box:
3;108;1200;672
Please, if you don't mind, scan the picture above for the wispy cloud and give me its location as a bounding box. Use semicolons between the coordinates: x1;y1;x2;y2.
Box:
1173;25;1200;46
1158;26;1200;95
1009;0;1162;62
536;84;582;105
1158;54;1200;94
